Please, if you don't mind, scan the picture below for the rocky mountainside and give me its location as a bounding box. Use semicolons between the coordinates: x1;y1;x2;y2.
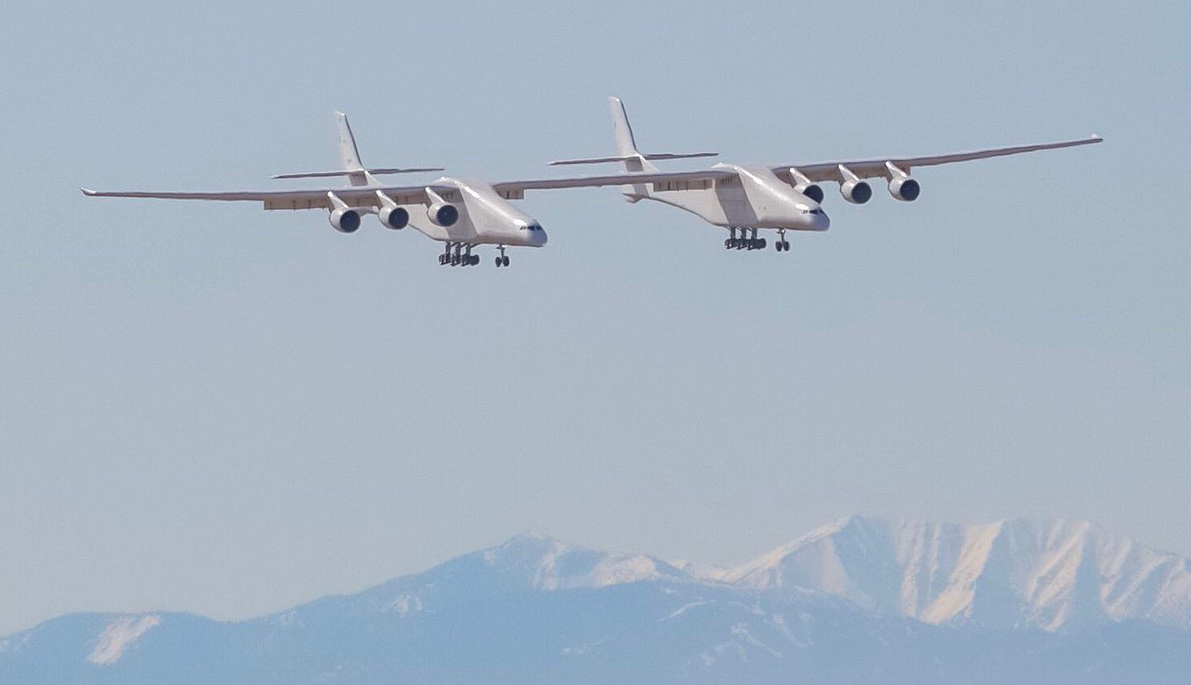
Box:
722;516;1191;631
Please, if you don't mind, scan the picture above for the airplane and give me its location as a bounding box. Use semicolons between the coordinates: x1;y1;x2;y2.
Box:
551;97;1102;253
82;104;1101;267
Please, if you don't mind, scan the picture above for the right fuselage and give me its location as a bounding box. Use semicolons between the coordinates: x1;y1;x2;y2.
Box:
639;163;830;232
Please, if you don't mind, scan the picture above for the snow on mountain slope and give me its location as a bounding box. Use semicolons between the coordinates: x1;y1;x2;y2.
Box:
87;615;161;665
723;516;1191;631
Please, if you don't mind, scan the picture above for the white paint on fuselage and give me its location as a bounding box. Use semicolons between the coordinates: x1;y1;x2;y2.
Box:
635;164;830;233
405;178;547;247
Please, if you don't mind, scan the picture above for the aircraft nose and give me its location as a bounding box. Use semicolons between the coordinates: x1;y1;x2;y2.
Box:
533;228;548;246
816;212;831;230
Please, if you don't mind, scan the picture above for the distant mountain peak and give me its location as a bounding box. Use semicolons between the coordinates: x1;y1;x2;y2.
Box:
474;534;689;591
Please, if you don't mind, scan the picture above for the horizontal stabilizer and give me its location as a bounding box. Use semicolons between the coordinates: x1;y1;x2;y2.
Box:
550;152;718;166
272;167;444;180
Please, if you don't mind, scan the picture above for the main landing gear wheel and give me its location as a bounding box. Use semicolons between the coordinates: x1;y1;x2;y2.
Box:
494;246;511;268
725;227;770;251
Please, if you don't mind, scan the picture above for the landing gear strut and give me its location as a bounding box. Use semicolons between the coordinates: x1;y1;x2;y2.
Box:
438;242;480;267
774;229;790;252
724;227;766;251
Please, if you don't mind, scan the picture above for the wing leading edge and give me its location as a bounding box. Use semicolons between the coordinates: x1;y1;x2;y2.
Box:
774;135;1102;184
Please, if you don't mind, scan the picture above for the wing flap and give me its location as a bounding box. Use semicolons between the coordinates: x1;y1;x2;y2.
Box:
550;152;719;166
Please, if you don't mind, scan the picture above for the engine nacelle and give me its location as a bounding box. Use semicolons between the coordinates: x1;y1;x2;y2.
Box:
329;208;361;233
794;183;825;203
888;176;921;202
840;180;872;205
379;206;410;230
427;202;459;227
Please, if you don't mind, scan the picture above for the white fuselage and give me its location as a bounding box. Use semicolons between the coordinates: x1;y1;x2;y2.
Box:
632;163;830;233
406;178;547;248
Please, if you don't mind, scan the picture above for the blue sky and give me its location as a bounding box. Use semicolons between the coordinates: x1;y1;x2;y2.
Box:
0;0;1188;634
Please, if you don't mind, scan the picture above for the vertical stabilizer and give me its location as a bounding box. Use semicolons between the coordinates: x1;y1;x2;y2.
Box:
334;111;369;186
608;97;655;201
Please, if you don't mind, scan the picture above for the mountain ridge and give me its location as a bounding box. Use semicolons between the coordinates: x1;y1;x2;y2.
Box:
4;516;1191;685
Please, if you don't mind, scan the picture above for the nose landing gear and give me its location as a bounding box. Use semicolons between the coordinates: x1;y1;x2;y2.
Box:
774;229;791;252
494;245;511;268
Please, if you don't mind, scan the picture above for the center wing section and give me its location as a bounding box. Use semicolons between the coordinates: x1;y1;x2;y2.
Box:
82;170;736;208
773;136;1102;184
493;169;735;194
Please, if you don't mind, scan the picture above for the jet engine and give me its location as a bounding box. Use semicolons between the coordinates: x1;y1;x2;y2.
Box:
794;182;825;203
329;208;361;233
888;176;921;202
427;202;459;227
379;205;410;230
840;179;872;205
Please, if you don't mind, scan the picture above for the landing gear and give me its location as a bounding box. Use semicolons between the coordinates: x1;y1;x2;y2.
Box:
438;242;480;267
774;229;791;252
724;227;767;251
494;245;511;268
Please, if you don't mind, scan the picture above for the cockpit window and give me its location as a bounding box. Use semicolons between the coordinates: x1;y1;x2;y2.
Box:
801;209;824;215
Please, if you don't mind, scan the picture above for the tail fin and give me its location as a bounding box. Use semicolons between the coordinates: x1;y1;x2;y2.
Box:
334;111;369;186
609;97;657;173
608;97;655;202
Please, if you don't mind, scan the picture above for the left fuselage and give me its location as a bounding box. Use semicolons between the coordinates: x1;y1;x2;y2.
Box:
406;178;547;247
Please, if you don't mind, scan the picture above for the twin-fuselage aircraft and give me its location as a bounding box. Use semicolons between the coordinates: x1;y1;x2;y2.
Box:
83;98;1101;268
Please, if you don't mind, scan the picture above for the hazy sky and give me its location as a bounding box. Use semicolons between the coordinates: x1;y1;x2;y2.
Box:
1;0;1188;635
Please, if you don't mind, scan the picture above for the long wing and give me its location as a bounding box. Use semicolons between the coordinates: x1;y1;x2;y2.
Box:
81;184;456;211
774;135;1102;183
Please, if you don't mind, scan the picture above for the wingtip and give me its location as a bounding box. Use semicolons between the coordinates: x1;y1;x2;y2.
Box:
81;187;97;196
1091;134;1103;142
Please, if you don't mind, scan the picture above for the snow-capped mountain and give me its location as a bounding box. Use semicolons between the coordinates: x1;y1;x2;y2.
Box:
723;516;1191;631
3;518;1190;685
